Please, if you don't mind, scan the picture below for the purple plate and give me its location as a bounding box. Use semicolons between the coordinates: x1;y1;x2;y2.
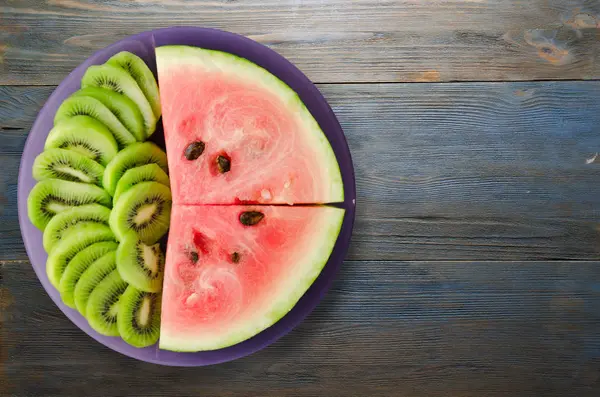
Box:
17;27;356;366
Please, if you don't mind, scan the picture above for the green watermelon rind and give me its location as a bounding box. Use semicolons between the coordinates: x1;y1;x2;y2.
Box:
158;206;345;352
155;45;345;203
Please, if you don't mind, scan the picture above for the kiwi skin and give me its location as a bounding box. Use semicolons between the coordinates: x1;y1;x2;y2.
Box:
109;181;172;245
44;115;119;166
86;269;129;337
45;223;116;289
81;63;157;138
116;230;165;293
103;142;168;196
54;95;136;147
43;204;111;253
117;285;161;347
74;250;118;317
59;241;119;309
113;163;170;205
33;148;105;186
27;179;112;230
107;51;161;119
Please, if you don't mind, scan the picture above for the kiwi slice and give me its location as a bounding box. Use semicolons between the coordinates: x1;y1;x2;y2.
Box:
103;142;168;196
46;223;116;289
54;95;136;147
45;116;118;166
107;52;161;119
74;250;117;316
86;269;129;337
27;179;112;230
116;231;164;292
43;204;111;253
113;164;170;205
33;148;105;186
72;87;145;142
81;64;157;138
109;181;172;245
59;242;118;308
117;285;161;347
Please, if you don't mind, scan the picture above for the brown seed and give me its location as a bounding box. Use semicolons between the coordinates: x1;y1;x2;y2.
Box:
216;155;231;173
189;251;199;263
184;141;205;160
239;211;264;226
231;252;240;263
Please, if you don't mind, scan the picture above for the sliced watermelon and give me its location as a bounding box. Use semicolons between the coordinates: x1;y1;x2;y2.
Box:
155;46;344;205
159;205;345;352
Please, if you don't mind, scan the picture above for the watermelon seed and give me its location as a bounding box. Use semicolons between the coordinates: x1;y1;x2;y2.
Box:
189;251;199;264
184;141;205;160
216;155;231;173
239;211;264;226
231;252;240;263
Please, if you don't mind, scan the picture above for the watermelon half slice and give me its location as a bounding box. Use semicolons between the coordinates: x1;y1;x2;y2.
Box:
156;46;344;205
160;205;345;352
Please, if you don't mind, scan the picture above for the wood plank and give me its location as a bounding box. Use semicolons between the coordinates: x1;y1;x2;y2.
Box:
2;0;600;84
2;82;600;261
2;259;599;396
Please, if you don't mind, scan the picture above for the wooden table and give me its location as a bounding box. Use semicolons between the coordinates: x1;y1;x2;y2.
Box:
2;1;600;396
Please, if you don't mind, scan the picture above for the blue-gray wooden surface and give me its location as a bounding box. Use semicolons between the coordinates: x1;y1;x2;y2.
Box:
1;1;600;396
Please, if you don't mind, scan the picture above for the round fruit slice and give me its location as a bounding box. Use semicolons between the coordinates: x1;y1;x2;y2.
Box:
27;179;112;230
106;51;161;119
86;269;129;337
59;241;119;308
33;148;105;185
160;205;345;352
46;223;116;289
54;95;136;147
72;87;145;142
116;231;164;292
117;285;161;347
44;116;118;166
109;181;172;245
74;250;117;316
112;164;170;205
43;204;111;253
103;142;168;196
81;63;157;138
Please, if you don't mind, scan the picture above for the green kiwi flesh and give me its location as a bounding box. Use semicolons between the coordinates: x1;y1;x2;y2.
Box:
113;163;170;205
109;181;172;245
44;116;118;166
54;95;136;147
27;179;112;230
43;204;111;253
81;64;157;138
86;269;129;337
117;285;161;347
116;231;164;292
59;241;118;308
72;87;145;142
46;223;116;289
103;142;168;196
107;52;161;119
74;250;117;316
33;148;105;185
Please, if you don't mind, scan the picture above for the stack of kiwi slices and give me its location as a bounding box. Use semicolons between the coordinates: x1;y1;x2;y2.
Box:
27;51;172;348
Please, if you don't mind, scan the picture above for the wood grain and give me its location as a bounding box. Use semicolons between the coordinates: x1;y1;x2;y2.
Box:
2;0;600;84
2;82;600;261
2;259;599;396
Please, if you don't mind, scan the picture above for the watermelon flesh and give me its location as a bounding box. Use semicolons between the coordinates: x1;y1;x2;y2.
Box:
156;46;344;205
159;205;345;352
